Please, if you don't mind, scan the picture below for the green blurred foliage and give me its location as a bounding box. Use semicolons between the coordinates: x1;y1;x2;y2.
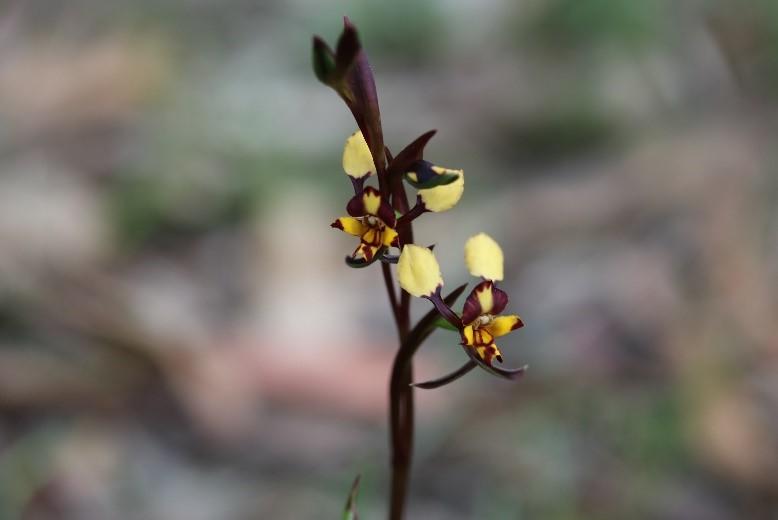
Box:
350;0;445;66
526;0;668;53
495;100;620;164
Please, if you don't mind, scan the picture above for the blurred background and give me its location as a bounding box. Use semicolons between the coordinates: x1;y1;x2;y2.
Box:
1;0;777;518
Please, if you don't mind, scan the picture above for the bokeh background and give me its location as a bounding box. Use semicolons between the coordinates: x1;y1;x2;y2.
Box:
1;0;777;518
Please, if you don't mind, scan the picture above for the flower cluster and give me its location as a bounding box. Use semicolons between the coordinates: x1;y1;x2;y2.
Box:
329;132;524;387
331;131;463;266
315;17;528;518
320;17;526;388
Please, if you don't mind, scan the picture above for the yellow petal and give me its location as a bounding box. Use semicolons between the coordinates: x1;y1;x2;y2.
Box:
484;315;523;338
418;169;464;212
464;233;504;281
381;227;399;247
342;131;375;178
397;244;443;298
331;217;367;237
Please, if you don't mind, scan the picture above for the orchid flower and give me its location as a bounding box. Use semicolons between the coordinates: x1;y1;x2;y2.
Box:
397;234;527;388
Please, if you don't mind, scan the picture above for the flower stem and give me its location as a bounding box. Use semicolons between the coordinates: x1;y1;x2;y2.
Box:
388;174;414;520
388;306;412;520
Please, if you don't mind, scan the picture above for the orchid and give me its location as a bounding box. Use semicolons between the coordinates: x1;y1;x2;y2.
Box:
397;235;527;389
331;132;399;265
313;18;528;520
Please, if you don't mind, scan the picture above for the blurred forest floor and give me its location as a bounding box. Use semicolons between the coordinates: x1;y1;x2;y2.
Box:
1;1;777;519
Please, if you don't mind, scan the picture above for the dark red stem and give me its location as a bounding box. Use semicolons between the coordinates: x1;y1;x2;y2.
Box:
387;168;414;520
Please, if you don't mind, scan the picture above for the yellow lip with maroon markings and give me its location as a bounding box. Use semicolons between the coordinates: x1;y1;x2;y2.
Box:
332;208;399;262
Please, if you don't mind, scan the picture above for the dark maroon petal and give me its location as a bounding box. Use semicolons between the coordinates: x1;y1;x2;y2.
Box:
461;280;492;325
377;198;396;228
334;22;359;76
491;284;509;315
346;193;365;217
461;281;510;324
412;360;477;390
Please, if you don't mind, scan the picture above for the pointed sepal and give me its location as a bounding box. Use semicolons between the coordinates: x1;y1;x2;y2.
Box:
412;360;477;390
386;130;437;180
461;344;528;381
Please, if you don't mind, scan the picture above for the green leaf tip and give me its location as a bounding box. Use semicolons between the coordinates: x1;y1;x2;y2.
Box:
343;474;361;520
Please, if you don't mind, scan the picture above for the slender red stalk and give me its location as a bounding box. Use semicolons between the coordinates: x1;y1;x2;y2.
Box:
387;168;414;520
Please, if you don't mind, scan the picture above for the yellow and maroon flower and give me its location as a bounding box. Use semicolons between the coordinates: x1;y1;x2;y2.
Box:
331;131;399;265
460;280;523;366
397;234;526;386
332;187;399;264
458;232;523;368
